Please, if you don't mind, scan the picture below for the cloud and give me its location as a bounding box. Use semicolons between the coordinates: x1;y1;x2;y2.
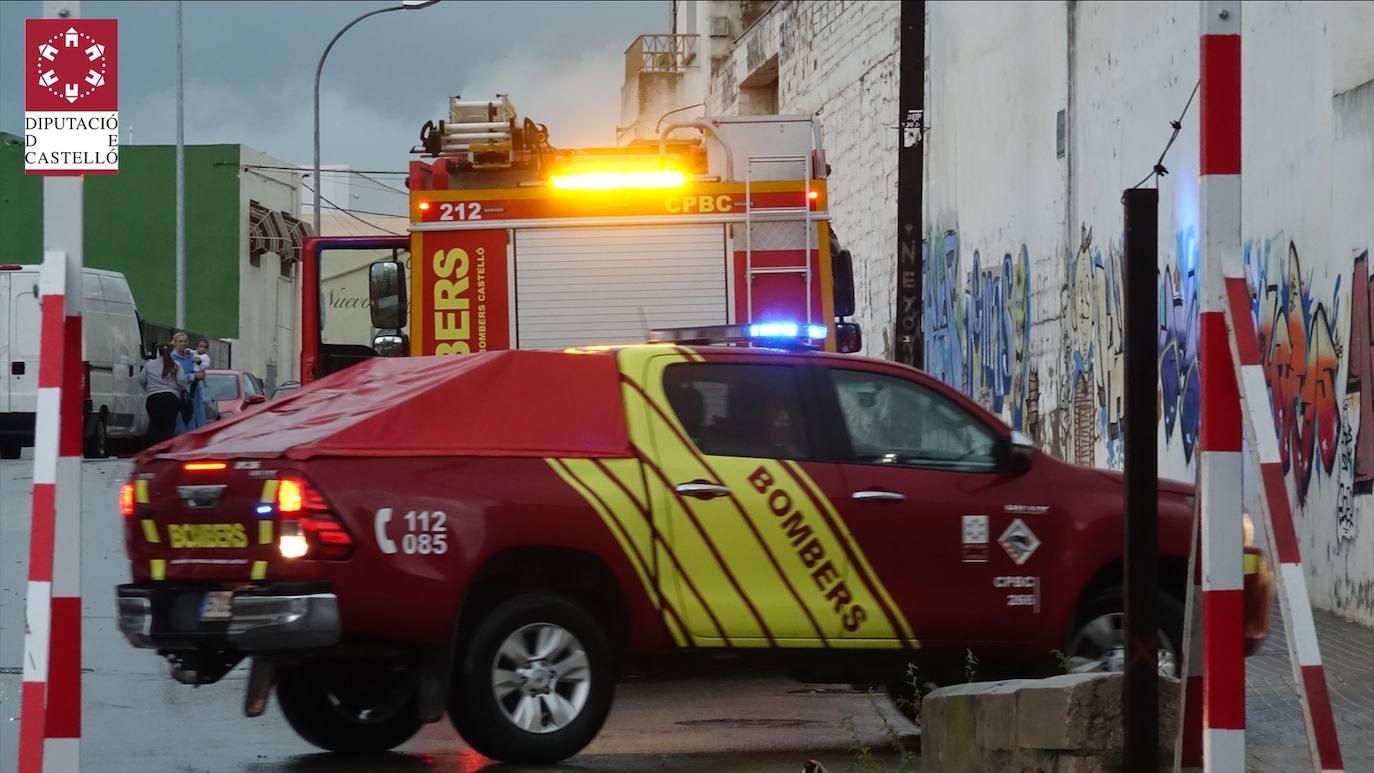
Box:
453;43;628;150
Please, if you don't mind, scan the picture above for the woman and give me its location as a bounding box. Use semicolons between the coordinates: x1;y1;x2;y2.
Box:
169;331;207;434
138;344;187;446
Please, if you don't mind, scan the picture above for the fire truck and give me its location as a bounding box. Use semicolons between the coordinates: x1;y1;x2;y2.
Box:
300;96;860;381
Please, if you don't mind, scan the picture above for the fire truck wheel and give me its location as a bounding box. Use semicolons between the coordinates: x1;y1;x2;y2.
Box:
1064;585;1184;677
275;658;422;752
448;592;614;763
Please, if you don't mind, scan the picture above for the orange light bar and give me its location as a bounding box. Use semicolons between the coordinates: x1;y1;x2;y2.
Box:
182;461;227;472
277;479;304;513
550;170;686;191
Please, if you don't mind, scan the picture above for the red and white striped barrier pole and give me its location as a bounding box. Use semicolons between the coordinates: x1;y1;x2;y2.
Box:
48;180;86;770
1223;278;1345;772
1198;2;1246;769
17;251;68;773
1176;496;1204;772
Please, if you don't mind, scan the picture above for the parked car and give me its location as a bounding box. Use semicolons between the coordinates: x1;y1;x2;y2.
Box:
201;369;268;419
270;381;300;399
2;264;148;458
116;336;1273;764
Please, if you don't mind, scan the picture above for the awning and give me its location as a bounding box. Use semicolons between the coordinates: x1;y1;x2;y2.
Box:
249;200;312;264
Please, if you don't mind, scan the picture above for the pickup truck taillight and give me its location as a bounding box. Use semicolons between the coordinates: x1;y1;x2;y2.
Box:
276;476;353;560
119;482;135;516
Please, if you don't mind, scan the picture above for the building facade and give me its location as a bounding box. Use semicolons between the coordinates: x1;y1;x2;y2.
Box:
623;0;1374;624
0;141;309;389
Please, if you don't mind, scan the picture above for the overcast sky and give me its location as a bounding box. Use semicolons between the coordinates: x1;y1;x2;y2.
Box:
2;0;666;214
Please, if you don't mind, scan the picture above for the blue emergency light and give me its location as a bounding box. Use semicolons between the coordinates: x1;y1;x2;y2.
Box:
649;322;828;349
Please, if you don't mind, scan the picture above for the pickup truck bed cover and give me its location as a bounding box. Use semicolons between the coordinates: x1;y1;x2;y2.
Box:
146;349;632;461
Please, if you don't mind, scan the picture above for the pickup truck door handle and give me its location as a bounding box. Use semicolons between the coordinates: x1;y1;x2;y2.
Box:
674;482;732;499
852;490;906;503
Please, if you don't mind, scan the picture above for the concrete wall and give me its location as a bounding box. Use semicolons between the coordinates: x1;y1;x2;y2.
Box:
237;147;303;389
923;0;1374;623
706;0;903;356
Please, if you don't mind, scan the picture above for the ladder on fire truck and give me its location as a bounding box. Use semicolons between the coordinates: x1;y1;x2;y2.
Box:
742;143;817;325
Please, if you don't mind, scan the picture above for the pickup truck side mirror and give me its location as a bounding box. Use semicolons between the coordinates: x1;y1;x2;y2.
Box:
835;322;862;353
369;261;407;330
996;430;1035;474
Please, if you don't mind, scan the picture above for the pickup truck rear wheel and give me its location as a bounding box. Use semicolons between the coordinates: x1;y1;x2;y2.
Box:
448;592;614;763
275;659;421;752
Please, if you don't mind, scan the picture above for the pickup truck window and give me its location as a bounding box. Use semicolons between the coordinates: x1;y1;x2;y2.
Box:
662;362;811;460
828;368;998;472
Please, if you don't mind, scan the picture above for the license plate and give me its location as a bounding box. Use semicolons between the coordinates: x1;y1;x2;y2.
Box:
198;591;234;621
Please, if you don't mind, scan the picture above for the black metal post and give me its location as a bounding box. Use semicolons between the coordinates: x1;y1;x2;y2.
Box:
894;0;925;368
1122;186;1159;771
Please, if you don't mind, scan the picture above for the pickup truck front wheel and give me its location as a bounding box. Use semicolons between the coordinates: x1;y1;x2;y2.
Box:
1065;586;1184;677
276;658;422;752
448;592;614;763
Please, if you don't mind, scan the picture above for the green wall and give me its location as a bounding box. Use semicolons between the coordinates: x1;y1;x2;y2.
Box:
0;141;242;338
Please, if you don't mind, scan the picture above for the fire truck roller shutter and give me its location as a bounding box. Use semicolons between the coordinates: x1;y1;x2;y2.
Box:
513;225;728;349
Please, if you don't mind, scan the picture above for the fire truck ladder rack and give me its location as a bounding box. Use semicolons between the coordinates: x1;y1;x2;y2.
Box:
743;152;815;324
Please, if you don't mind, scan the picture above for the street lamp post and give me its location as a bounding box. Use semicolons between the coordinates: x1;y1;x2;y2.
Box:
312;0;438;236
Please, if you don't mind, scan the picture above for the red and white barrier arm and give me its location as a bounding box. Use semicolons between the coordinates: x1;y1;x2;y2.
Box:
1223;277;1345;773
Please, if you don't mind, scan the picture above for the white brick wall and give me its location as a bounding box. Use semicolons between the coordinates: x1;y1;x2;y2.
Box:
706;0;902;357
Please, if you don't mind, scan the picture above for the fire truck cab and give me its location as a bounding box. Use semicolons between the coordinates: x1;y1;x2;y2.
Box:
301;96;860;382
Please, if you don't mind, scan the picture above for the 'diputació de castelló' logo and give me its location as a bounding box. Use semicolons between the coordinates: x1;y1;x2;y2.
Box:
24;18;119;176
34;26;110;104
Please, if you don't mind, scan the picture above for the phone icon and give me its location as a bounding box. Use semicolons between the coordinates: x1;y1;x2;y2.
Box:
374;508;397;554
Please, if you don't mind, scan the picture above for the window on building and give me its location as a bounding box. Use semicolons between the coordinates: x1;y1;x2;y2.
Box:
739;54;779;114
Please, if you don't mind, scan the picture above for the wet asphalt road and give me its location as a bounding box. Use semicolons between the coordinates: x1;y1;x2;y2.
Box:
0;460;914;773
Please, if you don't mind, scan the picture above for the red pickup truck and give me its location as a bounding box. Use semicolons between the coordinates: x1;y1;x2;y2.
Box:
117;343;1271;763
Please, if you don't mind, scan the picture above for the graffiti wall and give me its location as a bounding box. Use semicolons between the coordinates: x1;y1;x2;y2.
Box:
922;1;1374;623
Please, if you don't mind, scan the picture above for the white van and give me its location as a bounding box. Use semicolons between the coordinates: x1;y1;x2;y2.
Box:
1;264;149;458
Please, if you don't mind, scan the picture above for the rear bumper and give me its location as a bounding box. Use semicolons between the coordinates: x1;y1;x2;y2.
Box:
116;582;341;652
0;412;35;440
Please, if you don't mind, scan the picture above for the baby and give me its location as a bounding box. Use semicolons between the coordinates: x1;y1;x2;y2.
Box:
193;338;212;372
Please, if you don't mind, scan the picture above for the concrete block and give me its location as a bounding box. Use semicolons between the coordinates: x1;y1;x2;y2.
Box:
922;673;1183;773
975;680;1023;751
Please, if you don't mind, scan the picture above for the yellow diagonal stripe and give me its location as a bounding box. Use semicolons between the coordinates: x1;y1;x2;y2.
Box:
135;479;150;504
547;458;689;647
141;519;160;543
150;559;165;581
259;479;279;504
259;520;273;545
251;560;267;580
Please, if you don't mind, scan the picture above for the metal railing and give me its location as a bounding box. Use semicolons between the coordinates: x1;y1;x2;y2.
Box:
624;34;698;80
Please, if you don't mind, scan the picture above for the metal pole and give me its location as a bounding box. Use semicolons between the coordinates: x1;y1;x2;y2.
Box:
894;0;925;366
1121;186;1159;772
175;0;185;329
313;5;408;236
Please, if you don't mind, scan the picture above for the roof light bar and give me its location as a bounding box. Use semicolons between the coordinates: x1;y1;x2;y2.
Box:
649;322;828;349
549;170;687;191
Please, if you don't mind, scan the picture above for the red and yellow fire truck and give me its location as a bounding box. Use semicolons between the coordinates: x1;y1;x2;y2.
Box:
300;96;860;381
